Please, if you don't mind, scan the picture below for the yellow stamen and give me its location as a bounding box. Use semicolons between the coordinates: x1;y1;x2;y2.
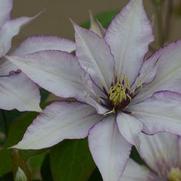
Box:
103;108;115;116
168;168;181;181
108;75;132;106
136;79;143;89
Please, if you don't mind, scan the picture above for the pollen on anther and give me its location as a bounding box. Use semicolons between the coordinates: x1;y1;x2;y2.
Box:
108;75;132;107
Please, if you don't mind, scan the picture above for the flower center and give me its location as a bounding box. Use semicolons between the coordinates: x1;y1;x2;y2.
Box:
106;75;133;112
100;75;142;115
167;168;181;181
109;80;131;107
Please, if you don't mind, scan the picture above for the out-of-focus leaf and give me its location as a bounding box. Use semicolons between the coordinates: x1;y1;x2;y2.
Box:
0;172;13;181
130;146;145;165
50;139;95;181
41;154;53;181
88;168;102;181
0;131;5;145
28;152;47;180
82;10;117;29
40;89;50;105
0;112;37;176
5;112;37;148
0;110;21;137
0;149;12;176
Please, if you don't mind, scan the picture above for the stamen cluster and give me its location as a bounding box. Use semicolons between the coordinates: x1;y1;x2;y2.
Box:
108;76;132;107
101;75;136;113
168;168;181;181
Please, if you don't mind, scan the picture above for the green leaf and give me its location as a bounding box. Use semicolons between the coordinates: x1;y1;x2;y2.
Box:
5;112;37;148
0;112;37;176
88;168;102;181
0;149;12;176
27;152;47;180
0;172;14;181
50;139;95;181
130;146;145;165
41;154;53;181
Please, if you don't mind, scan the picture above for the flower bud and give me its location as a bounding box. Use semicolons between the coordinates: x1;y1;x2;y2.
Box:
15;167;27;181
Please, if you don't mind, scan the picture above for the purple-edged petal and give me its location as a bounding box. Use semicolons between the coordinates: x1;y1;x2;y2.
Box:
134;41;181;102
0;73;41;112
74;24;114;91
136;132;178;175
105;0;153;83
129;91;181;135
88;116;132;181
7;51;87;99
0;58;17;75
178;137;181;164
84;95;109;114
0;16;35;57
14;102;102;150
134;54;158;86
120;159;149;181
117;113;143;145
0;0;13;27
13;36;75;56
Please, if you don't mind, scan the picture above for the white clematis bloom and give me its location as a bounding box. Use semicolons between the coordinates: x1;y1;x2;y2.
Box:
7;0;181;180
121;132;181;181
0;0;75;111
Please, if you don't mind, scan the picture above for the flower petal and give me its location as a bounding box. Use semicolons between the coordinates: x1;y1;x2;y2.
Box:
121;159;150;181
0;16;35;57
129;91;181;135
0;73;41;112
0;0;12;27
105;0;153;83
88;116;132;181
14;102;102;149
13;36;75;56
134;54;158;86
7;51;87;99
74;23;114;91
134;41;181;102
117;113;143;145
136;132;179;174
0;57;17;75
178;137;181;163
89;11;105;37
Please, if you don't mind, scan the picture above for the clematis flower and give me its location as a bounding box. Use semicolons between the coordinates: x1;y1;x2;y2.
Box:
121;132;181;181
0;0;75;111
7;0;181;180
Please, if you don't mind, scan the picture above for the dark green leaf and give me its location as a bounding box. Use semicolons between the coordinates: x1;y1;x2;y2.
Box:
0;149;12;176
0;112;37;176
130;146;145;165
28;152;47;180
88;168;102;181
5;112;37;148
41;154;53;181
50;139;95;181
0;172;13;181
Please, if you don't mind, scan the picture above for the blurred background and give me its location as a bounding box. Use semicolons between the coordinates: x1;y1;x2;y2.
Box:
12;0;181;43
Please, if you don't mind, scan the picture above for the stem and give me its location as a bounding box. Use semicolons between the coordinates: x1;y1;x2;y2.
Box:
151;0;164;46
1;110;8;136
151;0;173;46
163;0;173;42
12;149;32;181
